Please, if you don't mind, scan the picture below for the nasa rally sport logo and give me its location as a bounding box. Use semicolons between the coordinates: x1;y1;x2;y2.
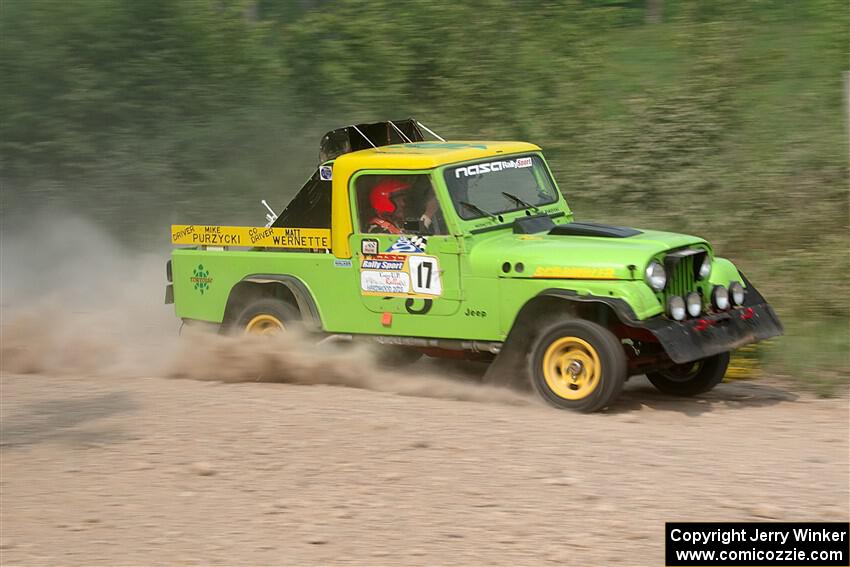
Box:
191;264;213;295
454;156;532;178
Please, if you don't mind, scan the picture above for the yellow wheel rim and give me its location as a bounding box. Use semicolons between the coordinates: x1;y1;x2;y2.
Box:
244;314;285;336
542;336;601;400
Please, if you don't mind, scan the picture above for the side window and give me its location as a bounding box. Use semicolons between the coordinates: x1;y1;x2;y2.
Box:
355;174;447;235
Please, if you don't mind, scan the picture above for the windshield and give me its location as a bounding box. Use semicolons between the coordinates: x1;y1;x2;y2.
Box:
443;154;560;220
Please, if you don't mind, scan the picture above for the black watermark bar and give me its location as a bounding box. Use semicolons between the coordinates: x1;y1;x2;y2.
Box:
666;522;849;566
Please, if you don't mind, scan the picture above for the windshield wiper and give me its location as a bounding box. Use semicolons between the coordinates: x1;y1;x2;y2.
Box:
502;191;539;212
459;201;498;221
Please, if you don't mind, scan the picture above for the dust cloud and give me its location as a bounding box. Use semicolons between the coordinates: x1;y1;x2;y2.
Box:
169;332;532;405
0;214;531;406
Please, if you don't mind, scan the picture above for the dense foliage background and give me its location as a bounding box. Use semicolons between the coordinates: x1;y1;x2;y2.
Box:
1;0;847;387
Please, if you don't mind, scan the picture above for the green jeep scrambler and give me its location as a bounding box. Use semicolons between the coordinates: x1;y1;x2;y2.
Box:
167;119;783;412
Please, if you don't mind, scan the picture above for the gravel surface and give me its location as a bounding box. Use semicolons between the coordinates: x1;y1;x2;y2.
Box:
1;369;847;566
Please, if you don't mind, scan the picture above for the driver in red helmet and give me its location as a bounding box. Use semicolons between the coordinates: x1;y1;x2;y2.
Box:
368;178;410;234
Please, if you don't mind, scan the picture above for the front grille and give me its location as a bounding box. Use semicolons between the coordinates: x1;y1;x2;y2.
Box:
666;255;695;299
663;249;706;303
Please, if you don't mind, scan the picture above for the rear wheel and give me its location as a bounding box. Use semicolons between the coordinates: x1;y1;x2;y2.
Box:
234;298;300;336
646;352;730;396
529;319;627;412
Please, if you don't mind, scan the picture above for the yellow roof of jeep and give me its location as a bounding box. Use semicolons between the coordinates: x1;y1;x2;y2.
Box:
331;141;541;258
333;141;541;170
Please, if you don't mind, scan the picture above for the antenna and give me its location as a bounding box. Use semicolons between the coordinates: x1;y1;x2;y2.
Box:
388;120;413;143
261;199;278;227
416;121;446;142
350;124;377;148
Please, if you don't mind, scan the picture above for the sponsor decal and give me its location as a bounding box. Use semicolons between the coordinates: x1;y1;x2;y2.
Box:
361;239;379;255
361;256;405;271
385;235;428;253
359;254;442;298
190;264;213;294
319;165;333;180
333;259;352;268
171;225;331;249
532;266;616;279
453;157;534;178
360;270;410;295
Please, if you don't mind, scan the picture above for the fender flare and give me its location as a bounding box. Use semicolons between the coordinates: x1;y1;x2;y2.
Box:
533;288;640;323
238;274;323;330
502;287;639;350
485;288;633;387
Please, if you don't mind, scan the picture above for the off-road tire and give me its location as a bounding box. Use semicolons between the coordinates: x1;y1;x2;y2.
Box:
529;319;627;412
646;352;730;396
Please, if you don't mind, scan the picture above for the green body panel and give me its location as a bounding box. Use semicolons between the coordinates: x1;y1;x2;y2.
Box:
707;257;743;287
496;278;663;332
172;246;664;341
464;228;708;281
172;249;339;323
170;148;750;341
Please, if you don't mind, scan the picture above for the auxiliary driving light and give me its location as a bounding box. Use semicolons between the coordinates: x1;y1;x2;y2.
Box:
711;285;730;311
645;261;667;291
729;281;745;306
697;255;711;280
667;296;686;321
686;292;702;318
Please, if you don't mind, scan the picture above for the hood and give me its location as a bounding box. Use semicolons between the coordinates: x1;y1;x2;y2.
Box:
468;226;709;280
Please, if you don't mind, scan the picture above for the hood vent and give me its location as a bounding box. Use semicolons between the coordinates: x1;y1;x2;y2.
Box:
513;214;557;234
549;222;642;238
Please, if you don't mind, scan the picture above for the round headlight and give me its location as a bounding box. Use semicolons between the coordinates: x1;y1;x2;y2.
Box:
645;261;667;291
729;281;745;306
697;255;711;280
686;292;702;317
667;296;686;321
711;285;730;311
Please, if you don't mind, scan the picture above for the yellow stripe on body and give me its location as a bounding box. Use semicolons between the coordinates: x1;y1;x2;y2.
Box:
532;266;617;279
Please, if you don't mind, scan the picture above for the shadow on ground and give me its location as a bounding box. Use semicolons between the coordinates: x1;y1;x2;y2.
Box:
607;376;798;416
0;391;138;448
419;358;797;416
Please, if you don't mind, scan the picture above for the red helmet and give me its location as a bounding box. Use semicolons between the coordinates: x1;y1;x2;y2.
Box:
370;179;410;215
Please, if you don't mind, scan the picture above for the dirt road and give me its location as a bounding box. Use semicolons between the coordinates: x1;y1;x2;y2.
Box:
1;362;847;566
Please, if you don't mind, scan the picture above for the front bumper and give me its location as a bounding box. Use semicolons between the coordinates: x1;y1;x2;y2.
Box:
540;276;783;365
638;300;783;364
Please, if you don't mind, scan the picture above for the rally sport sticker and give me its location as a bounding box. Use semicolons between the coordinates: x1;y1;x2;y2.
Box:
360;253;442;298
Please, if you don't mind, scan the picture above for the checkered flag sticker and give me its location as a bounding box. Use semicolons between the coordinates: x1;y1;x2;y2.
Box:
386;235;428;253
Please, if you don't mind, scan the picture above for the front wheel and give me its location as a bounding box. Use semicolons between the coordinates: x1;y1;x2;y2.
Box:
529;320;627;412
646;352;730;396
